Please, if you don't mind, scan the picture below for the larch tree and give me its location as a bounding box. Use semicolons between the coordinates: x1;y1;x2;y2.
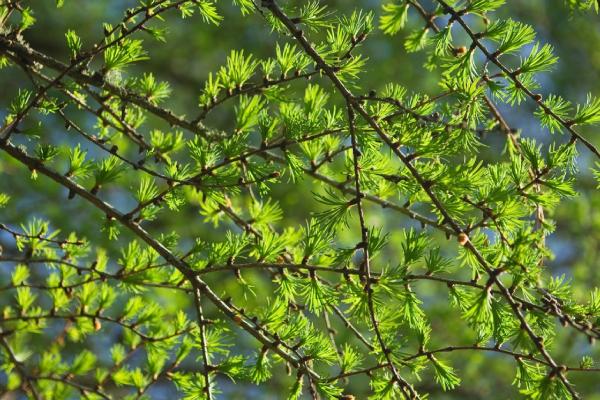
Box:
1;0;600;399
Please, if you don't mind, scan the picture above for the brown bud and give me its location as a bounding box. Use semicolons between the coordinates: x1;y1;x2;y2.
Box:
94;318;102;331
533;94;543;102
457;233;469;246
455;46;467;56
233;314;243;325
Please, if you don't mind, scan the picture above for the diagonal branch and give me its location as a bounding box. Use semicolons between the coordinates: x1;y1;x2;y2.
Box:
260;1;580;397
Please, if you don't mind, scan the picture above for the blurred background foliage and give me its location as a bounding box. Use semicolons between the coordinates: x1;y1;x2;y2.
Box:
1;1;600;398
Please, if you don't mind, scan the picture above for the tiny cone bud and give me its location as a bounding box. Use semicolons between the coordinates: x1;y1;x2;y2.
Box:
233;314;243;325
94;319;102;331
455;46;467;56
534;94;542;102
457;233;469;246
558;365;567;373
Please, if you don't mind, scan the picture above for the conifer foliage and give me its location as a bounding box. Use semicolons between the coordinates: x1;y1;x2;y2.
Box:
1;0;600;398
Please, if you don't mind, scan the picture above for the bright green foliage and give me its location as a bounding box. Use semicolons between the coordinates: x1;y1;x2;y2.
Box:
1;0;600;399
380;3;409;35
564;0;599;11
64;29;81;58
103;30;148;72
